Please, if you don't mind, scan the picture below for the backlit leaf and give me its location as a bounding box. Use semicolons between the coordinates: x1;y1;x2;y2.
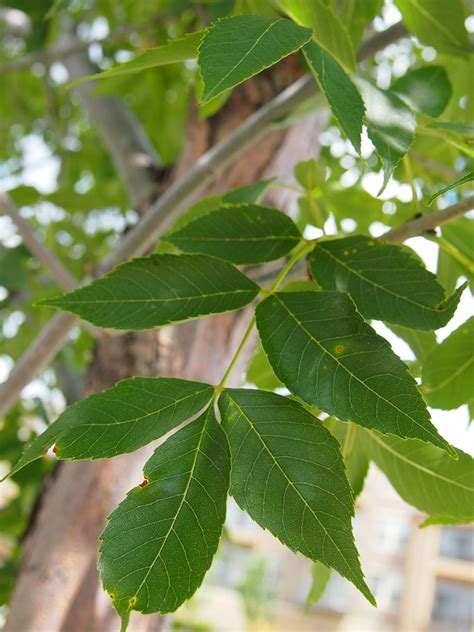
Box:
165;204;302;264
306;563;331;608
429;172;474;204
256;291;453;453
277;0;356;71
7;378;214;476
391;66;452;117
309;236;465;329
199;16;312;103
100;406;229;624
422;318;474;410
219;389;374;604
41;254;260;330
70;32;203;86
366;431;474;523
394;0;470;57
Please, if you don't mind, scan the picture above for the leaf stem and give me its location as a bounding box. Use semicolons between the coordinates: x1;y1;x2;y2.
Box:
342;423;356;459
403;154;419;214
217;241;313;390
436;236;474;275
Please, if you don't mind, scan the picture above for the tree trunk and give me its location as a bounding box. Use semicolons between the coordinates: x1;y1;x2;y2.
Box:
5;65;327;632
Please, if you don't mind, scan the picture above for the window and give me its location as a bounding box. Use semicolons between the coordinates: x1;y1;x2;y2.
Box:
431;580;474;632
440;527;474;562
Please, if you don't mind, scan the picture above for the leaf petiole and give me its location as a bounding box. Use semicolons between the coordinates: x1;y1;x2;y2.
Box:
217;241;314;389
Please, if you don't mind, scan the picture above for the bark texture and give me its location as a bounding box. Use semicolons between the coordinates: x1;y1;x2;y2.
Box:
5;63;326;632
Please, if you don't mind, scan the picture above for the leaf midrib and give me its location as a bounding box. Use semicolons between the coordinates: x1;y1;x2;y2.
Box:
53;288;256;305
171;235;301;243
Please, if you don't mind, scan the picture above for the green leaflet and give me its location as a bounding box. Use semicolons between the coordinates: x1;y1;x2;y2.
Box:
341;0;383;49
354;78;416;194
198;16;312;103
99;406;229;624
306;563;331;608
165;204;302;264
424;121;474;157
69;32;203;86
303;41;364;154
422;318;474;410
328;421;370;499
386;325;437;363
40;254;260;330
309;236;465;330
294;159;326;191
438;217;474;285
365;431;474;523
391;66;452;117
6;378;214;477
46;0;72;18
394;0;470;57
421;515;472;528
159;180;275;250
429;172;474;205
256;291;453;454
277;0;356;72
246;341;284;391
219;389;374;604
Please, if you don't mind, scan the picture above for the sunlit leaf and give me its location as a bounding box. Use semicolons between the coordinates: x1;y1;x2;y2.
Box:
199;16;312;103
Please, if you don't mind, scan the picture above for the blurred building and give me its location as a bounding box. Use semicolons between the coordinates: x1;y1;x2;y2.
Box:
171;465;474;632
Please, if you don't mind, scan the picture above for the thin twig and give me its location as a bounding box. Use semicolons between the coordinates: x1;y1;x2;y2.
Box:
382;195;474;243
0;16;169;75
0;192;78;291
0;22;410;417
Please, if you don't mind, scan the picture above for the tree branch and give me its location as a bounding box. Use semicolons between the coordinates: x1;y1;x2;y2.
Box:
382;195;474;243
59;19;161;211
0;22;409;417
0;192;78;291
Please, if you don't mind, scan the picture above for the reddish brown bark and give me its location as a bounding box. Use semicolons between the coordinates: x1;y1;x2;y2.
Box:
5;67;326;632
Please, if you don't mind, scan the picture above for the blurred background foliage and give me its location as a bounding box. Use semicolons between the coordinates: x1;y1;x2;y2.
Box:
0;0;472;618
